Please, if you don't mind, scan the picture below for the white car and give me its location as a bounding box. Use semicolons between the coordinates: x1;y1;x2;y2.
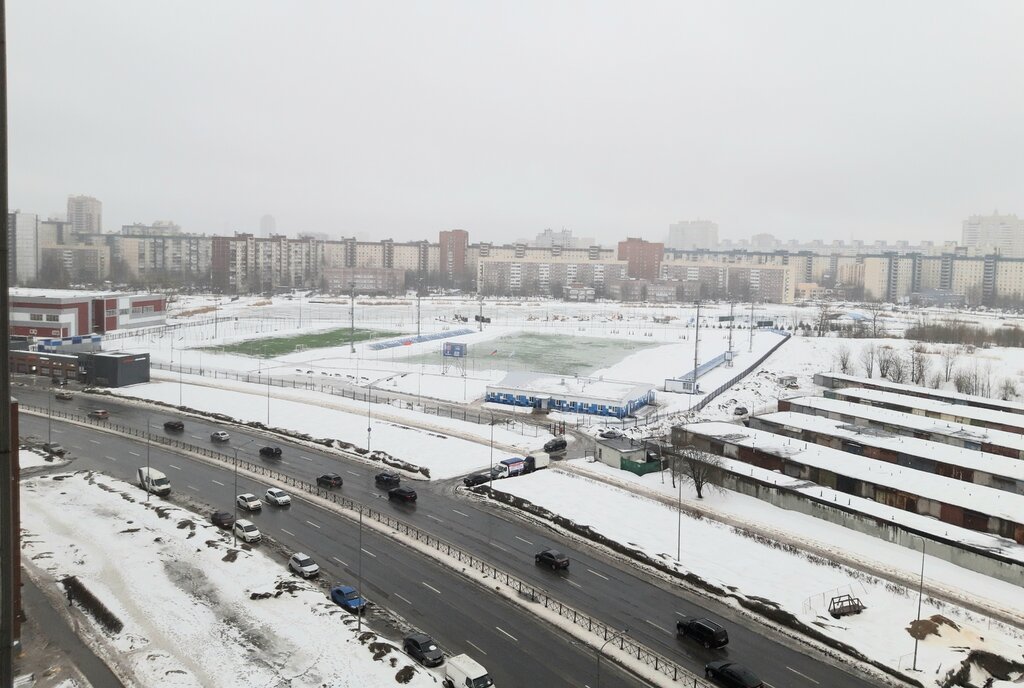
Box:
233;519;261;543
236;493;262;511
265;488;291;506
211;430;231;442
289;552;320;578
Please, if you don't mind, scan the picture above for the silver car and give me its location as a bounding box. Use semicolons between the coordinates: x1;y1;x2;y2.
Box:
211;430;230;442
265;488;291;506
236;493;262;511
233;519;262;543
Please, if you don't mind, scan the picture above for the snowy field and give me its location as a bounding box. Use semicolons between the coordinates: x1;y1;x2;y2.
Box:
20;471;436;688
108;375;552;479
491;464;1024;687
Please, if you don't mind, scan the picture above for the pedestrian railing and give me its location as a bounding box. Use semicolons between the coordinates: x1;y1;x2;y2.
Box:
20;403;711;686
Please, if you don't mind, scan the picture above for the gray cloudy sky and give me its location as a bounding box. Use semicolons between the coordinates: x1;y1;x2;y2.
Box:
8;1;1024;245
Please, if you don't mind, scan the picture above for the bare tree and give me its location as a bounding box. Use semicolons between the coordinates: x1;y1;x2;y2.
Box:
835;345;853;374
1000;378;1018;401
928;371;943;389
940;346;959;382
887;353;909;383
859;343;876;378
816;302;835;337
910;345;930;385
953;368;975;394
877;346;896;378
866;302;884;338
676;445;725;499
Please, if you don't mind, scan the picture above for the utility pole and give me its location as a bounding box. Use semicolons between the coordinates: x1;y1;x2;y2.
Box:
912;538;926;670
478;299;483;332
726;301;735;366
145;415;152;503
748;300;755;353
47;390;52;445
1;4;17;681
357;506;364;633
416;288;421;338
692;301;701;390
349;283;355;354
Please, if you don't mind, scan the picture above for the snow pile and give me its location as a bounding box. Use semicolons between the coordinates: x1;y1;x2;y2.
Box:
19;471;435;688
489;467;1024;687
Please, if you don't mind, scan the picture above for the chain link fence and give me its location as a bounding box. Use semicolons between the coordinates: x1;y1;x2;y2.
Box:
21;403;710;686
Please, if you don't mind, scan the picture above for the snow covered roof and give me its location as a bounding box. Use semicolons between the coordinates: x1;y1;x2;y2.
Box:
487;371;655;405
9;287;126;299
681;421;1024;522
758;411;1024;482
819;372;1024;415
786;396;1024;453
832;387;1024;429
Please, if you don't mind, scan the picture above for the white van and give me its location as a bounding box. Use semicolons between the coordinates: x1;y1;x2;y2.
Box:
443;654;493;688
137;467;171;496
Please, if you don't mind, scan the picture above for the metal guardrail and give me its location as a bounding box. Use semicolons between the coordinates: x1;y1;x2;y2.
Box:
690;332;792;415
21;404;710;686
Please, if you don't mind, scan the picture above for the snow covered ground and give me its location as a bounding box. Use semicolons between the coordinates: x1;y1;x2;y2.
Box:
19;471;436;688
108;374;552;479
489;464;1024;687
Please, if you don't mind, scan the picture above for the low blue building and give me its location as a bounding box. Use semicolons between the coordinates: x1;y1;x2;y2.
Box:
485;372;655;418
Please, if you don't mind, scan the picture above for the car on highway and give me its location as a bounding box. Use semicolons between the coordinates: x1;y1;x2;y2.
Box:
236;493;262;512
211;511;235;529
55;390;74;401
403;632;444;667
164;420;184;432
288;552;320;578
316;473;343;488
375;471;400;487
388;486;417;503
704;661;763;688
677;617;729;649
543;437;567;453
264;488;291;506
462;472;490;487
88;409;109;420
42;442;67;456
258;446;282;458
329;585;367;614
233;519;262;543
535;548;570;570
210;430;230;442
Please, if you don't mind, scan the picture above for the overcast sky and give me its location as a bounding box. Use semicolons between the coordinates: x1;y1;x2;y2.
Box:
8;1;1024;245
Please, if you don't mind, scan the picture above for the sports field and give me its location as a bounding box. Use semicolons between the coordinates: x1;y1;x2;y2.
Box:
210;327;401;357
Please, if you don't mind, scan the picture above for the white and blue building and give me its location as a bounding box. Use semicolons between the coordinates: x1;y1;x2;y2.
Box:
485;372;656;418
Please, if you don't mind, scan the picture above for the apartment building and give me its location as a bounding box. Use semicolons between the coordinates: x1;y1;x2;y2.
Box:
617;237;664;279
666;220;718;250
7;212;39;285
962;213;1024;257
477;255;628;297
67;195;102;234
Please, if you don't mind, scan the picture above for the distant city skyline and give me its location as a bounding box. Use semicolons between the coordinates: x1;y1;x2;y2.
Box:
8;2;1023;246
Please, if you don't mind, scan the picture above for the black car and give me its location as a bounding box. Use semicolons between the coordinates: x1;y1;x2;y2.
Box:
211;511;235;528
705;661;763;688
164;420;185;432
259;446;283;458
316;474;343;488
535;548;570;570
462;473;490;487
42;442;67;456
733;407;749;416
375;471;400;487
543;437;567;453
677;617;729;648
388;487;417;503
403;632;444;668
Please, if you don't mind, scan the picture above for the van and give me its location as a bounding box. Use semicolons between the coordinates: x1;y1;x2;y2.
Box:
443;653;493;688
137;467;171;496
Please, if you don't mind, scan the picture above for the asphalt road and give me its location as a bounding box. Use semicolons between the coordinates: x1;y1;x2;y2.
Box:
16;380;880;687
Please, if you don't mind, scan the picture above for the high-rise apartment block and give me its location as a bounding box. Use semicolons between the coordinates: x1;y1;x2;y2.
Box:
962;213;1024;257
667;220;718;250
7;212;39;285
439;229;469;288
617;237;663;279
67;195;103;234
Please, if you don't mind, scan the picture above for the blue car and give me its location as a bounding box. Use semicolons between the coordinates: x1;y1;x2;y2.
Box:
330;585;367;614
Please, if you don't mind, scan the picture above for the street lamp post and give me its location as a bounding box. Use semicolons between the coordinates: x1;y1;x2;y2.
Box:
488;413;496;490
47;389;52;446
596;627;629;688
145;414;152;503
677;444;694;563
912;537;926;670
357;506;364;633
231;439;256;547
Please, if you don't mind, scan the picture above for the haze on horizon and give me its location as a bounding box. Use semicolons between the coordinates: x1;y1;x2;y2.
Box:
7;1;1024;245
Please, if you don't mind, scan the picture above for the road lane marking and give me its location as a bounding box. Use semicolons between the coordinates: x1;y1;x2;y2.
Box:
52;429;64;434
466;640;486;656
211;480;225;486
422;582;441;594
644;619;669;634
451;509;470;518
587;568;609;581
786;667;819;684
104;456;118;462
495;626;518;642
361;548;376;558
191;435;202;440
345;470;360;476
394;593;412;605
168;464;181;470
278;460;290;466
305;520;321;529
187;485;199;491
567;580;583;590
675;611;687;617
299;455;314;462
88;439;100;445
491;542;511;554
331;556;349;567
281;529;295;537
514;536;533;545
128;451;140;457
426;514;443;523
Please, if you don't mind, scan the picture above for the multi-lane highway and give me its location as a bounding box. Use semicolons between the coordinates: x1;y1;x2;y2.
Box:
17;380;881;688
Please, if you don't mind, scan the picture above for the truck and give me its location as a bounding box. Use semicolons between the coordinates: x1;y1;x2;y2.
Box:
443;654;493;688
137;467;171;496
524;452;550;473
494;457;527;479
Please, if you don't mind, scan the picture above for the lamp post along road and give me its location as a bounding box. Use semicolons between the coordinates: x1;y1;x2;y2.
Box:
596;627;629;688
145;415;152;503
